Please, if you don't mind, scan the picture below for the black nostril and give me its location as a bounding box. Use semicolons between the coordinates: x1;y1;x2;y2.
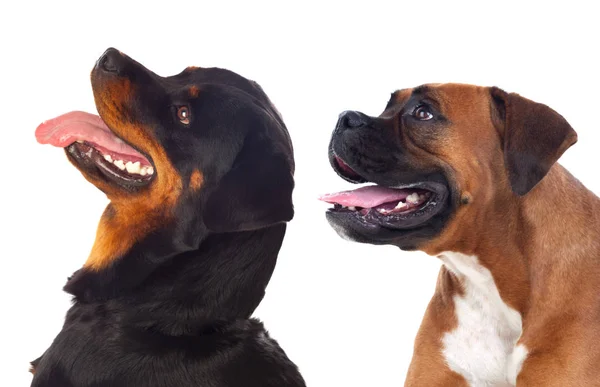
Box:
100;55;117;72
97;48;121;73
339;110;370;129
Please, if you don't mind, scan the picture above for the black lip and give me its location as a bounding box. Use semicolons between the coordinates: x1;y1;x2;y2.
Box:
326;181;449;230
66;142;153;190
331;154;368;183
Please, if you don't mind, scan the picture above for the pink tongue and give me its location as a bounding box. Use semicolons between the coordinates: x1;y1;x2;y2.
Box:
319;185;413;208
35;111;148;162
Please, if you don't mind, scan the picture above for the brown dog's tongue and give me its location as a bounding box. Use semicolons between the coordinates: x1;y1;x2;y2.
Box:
35;111;147;161
319;185;413;208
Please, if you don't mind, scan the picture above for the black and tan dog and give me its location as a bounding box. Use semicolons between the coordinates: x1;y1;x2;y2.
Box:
31;48;305;387
321;84;600;386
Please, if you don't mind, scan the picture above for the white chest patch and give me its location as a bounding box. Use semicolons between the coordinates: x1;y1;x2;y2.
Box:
439;252;527;387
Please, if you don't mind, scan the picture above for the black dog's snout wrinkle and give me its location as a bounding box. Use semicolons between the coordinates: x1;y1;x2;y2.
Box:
338;110;371;129
97;47;123;73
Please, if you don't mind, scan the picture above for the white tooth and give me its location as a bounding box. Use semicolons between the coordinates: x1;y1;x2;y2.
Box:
114;137;124;144
348;206;356;211
76;140;84;143
114;160;126;170
147;166;154;175
394;201;407;209
140;167;147;176
378;208;388;214
104;154;113;162
406;193;420;204
125;161;142;174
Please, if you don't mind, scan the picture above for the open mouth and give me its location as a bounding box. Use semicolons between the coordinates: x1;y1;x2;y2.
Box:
35;111;154;189
332;155;367;183
320;154;449;230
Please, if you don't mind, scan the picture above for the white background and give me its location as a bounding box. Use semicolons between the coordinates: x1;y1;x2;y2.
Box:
2;1;599;386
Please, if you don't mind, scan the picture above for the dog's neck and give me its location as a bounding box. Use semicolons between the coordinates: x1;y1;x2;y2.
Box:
516;165;600;312
434;164;600;317
64;224;286;335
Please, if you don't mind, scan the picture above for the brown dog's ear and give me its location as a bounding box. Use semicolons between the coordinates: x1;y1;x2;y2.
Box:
490;87;578;196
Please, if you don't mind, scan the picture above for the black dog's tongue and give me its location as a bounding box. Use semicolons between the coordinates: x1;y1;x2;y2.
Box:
35;111;151;166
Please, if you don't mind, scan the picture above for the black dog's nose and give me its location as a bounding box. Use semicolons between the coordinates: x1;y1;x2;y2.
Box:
338;110;371;129
97;48;124;73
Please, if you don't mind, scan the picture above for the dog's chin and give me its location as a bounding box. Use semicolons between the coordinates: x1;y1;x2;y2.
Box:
324;187;451;250
325;207;450;250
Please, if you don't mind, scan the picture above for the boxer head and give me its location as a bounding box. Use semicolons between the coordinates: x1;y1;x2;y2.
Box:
321;83;577;252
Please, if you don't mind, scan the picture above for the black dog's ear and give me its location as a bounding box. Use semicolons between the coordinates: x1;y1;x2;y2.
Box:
203;134;294;233
490;87;577;196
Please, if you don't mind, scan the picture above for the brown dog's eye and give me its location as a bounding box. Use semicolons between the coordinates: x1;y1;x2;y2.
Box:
177;106;191;125
413;105;433;121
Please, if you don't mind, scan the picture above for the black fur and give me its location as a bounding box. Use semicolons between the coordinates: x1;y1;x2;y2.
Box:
31;48;305;387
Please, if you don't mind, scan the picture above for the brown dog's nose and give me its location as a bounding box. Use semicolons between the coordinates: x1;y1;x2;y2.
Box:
338;110;371;129
96;48;124;73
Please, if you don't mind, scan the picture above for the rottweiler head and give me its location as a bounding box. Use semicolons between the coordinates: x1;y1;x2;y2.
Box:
36;48;294;295
321;83;576;253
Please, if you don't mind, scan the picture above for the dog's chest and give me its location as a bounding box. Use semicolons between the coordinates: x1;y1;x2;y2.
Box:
439;252;526;387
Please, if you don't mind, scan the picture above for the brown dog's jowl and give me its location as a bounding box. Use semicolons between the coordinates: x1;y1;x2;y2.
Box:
322;83;599;386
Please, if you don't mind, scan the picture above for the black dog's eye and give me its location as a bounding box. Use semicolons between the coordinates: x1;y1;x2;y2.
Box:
177;106;191;125
412;105;434;121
